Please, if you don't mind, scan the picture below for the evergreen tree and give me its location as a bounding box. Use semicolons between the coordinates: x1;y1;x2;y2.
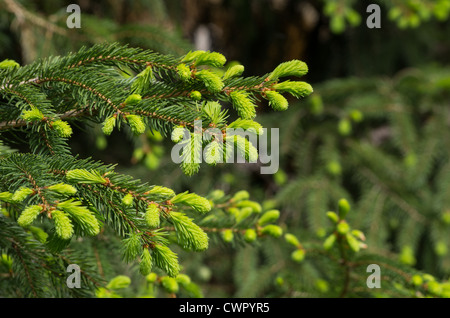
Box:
0;43;314;297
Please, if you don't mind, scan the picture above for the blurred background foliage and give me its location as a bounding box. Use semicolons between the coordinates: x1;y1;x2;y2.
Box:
1;0;449;297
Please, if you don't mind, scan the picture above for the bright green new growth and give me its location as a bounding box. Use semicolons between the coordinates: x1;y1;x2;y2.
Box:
152;244;180;278
170;211;209;251
0;42;317;296
51;120;73;137
124;94;142;106
268;59;309;80
284;233;300;247
345;233;360;252
326;211;339;223
273;81;313;98
139;248;153;276
265;90;289;111
146;186;176;199
194;51;227;68
106;275;131;290
236;200;262;213
337;221;350;234
195;70;224;92
126;114;146;135
171;126;186;143
132;66;154;94
66;169;107;184
227;135;258;162
51;210;74;240
121;193;134;206
47;183;77;195
235;207;253;224
57;199;100;236
244;229;257;243
180;134;201;176
189;90;202;101
222;229;234;242
338;198;351;219
102;116;116;135
176;274;191;285
177;63;192;81
122;233;142;263
181;50;206;63
232;190;250;202
204;141;222;165
161;276;179;293
228;118;264;135
171;191;212;214
11;187;34;202
257;209;280;226
17;205;43;227
223;64;245;80
0;59;20;69
229;91;257;119
291;249;306;263
323;234;337;250
261;224;283;238
21;108;44;122
0;192;13;203
145;203;160;228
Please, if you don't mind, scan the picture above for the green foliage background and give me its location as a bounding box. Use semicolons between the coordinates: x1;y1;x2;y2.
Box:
0;0;449;298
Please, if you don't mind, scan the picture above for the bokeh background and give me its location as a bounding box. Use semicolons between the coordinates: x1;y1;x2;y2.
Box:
1;0;449;297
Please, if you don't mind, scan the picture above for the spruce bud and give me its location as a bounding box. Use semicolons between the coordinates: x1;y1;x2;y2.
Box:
323;233;337;250
273;81;313;98
265;90;289;111
124;94;142;106
261;224;283;238
177;63;192;81
17;205;43;227
326;211;339;223
122;193;134;206
231;190;250;202
268;60;308;81
102;116;116;135
223;64;245;80
338;198;351;219
222;229;234;243
244;229;257;243
345;233;360;252
145;203;160;228
189;90;202;101
257;209;280;226
126;114;146;135
196;70;224;93
66;169;107;184
0;59;20;69
52;120;73;137
194;51;227;68
21;108;44;122
229;91;256;119
47;183;77;195
337;221;350;235
284;233;300;247
52;210;74;240
139;248;153;276
161;276;179;294
291;249;306;263
11;187;33;202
